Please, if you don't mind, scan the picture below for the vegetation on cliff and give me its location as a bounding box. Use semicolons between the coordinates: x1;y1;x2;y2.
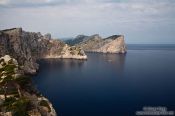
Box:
0;55;56;116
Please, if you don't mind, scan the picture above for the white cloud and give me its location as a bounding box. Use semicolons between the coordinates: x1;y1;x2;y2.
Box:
0;0;175;43
0;0;9;5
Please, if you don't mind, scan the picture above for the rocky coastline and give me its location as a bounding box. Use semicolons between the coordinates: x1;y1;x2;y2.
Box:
0;28;87;74
0;55;56;116
0;28;127;115
0;28;88;116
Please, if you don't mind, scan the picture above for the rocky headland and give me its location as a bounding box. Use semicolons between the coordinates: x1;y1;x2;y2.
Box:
0;28;87;74
65;34;127;53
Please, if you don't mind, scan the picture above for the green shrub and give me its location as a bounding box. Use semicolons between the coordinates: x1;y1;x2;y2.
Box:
13;97;29;116
2;97;16;108
2;75;13;82
3;64;16;74
5;97;29;116
0;88;4;94
15;76;30;86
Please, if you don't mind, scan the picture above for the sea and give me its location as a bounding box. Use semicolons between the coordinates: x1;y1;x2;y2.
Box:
33;44;175;116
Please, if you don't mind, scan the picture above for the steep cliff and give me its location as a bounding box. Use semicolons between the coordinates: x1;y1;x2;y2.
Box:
0;28;87;74
65;34;127;53
0;55;56;116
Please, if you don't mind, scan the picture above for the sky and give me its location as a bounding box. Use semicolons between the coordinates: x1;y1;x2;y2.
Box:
0;0;175;44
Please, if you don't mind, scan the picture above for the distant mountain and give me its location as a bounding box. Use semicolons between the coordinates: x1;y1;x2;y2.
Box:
64;35;89;46
65;34;127;53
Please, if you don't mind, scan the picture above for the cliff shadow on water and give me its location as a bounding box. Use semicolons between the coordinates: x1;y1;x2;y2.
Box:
35;58;87;78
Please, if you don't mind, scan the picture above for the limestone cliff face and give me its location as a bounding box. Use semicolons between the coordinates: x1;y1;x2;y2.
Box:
0;28;39;74
66;34;127;54
0;28;87;74
92;35;127;53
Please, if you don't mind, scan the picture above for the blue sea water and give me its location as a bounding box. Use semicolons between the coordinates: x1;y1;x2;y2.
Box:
33;44;175;116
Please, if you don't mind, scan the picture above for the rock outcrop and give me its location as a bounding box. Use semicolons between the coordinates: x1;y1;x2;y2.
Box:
0;55;56;116
0;28;87;74
65;34;127;53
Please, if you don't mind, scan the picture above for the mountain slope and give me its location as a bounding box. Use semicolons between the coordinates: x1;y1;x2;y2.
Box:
65;34;127;53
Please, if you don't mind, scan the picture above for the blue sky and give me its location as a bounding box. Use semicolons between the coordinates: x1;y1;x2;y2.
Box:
0;0;175;44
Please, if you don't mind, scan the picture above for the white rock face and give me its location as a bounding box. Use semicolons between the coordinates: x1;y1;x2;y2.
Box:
74;35;127;54
1;55;11;63
94;35;127;53
0;55;18;65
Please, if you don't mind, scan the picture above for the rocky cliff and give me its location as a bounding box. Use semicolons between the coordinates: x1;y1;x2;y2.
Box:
0;28;87;74
0;55;56;116
65;34;127;53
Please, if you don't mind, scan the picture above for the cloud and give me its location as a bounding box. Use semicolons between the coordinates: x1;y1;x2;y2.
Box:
0;0;104;7
1;0;175;23
0;0;62;7
0;0;9;5
0;0;175;43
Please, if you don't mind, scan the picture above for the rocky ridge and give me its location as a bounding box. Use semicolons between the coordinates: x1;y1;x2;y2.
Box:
65;34;127;53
